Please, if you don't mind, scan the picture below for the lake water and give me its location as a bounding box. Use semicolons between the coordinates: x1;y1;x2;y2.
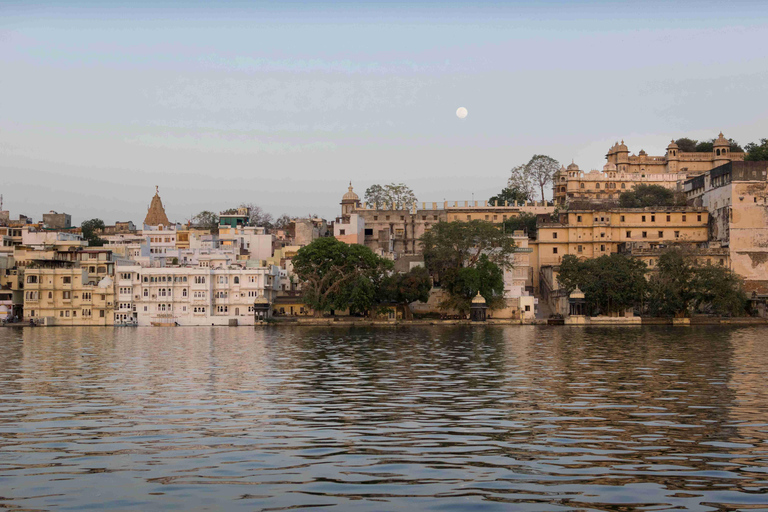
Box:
1;326;768;511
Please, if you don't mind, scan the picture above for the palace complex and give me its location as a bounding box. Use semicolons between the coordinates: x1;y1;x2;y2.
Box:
1;131;766;325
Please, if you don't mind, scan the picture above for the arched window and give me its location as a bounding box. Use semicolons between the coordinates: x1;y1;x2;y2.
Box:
621;183;626;189
234;276;239;284
580;183;585;189
716;149;721;156
595;183;600;189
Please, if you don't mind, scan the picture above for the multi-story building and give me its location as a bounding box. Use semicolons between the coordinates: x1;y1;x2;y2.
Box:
685;161;768;293
531;206;710;291
553;133;744;205
115;264;280;326
41;211;72;230
23;262;116;325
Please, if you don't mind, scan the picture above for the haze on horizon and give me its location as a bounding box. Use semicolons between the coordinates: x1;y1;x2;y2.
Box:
2;0;767;225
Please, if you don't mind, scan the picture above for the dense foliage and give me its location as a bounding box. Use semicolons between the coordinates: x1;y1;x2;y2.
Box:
191;211;219;232
675;137;743;153
377;266;432;319
557;254;648;315
80;218;106;247
292;237;393;316
618;184;687;208
489;186;529;206
364;183;418;210
647;248;747;317
502;213;538;238
421;220;515;312
745;139;768;161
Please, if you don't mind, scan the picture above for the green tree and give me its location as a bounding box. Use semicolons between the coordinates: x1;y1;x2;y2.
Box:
557;254;647;315
364;183;418;209
506;164;536;201
292;237;392;316
746;139;768;161
527;154;560;202
502;213;538;238
695;141;714;153
81;218;106;247
619;184;687;208
421;220;515;313
691;264;747;316
675;138;698;152
489;186;529;206
377;266;432;319
191;211;219;233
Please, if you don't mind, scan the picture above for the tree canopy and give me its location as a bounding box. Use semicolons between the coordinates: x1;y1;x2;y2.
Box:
527;155;560;202
81;218;106;247
647;248;746;317
191;211;219;232
421;220;515;312
619;184;687;208
557;254;647;316
364;183;418;210
746;139;768;161
377;266;432;319
489;186;530;206
292;237;392;316
502;213;538;238
675;137;743;153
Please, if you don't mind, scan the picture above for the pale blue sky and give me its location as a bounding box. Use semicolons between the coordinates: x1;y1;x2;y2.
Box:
2;1;767;224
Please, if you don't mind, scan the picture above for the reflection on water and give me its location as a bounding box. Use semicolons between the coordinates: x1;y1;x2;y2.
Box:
1;326;768;511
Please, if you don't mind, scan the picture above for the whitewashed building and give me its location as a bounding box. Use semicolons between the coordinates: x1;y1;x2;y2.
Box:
115;264;280;326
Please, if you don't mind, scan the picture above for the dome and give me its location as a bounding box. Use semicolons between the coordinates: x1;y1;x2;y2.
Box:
667;140;679;149
567;161;580;171
569;286;585;300
471;291;487;305
97;276;113;289
713;132;729;147
254;296;269;304
616;139;628;152
603;163;617;171
342;182;359;202
638;149;647;156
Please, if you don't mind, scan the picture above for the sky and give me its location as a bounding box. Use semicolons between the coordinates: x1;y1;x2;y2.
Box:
2;1;767;225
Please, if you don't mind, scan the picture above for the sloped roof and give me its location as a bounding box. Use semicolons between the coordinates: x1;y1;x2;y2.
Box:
144;187;170;226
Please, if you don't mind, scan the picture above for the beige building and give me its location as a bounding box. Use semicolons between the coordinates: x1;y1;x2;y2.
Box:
554;133;744;205
531;206;710;292
23;263;116;325
685;161;768;294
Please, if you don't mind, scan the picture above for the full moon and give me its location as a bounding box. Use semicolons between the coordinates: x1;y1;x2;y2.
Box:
456;107;468;119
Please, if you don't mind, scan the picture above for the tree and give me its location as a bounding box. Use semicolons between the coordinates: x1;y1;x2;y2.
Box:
746;139;768;161
191;211;219;232
273;214;292;230
238;203;274;228
364;183;418;210
81;219;106;247
691;264;747;317
695;141;714;153
506;164;536;202
292;237;392;316
527;155;560;202
557;254;647;316
377;266;432;319
489;186;529;206
502;213;538;238
421;220;516;313
648;248;747;317
619;184;687;208
675;138;698;152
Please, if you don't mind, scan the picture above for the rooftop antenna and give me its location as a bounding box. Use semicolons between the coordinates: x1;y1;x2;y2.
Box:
0;194;3;210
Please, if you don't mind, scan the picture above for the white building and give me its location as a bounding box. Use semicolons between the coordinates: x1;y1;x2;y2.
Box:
115;264;280;326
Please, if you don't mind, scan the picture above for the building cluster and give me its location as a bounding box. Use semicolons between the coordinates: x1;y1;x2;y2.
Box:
1;132;766;325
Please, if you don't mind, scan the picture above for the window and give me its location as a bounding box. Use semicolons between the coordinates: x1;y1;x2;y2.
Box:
675;231;680;239
642;215;646;222
26;275;38;284
658;231;663;238
595;183;600;189
666;214;671;222
63;276;71;284
620;215;625;222
642;231;647;238
651;215;656;222
552;247;558;254
580;183;585;189
339;229;345;235
233;277;239;284
83;292;91;300
182;288;188;297
364;228;373;236
626;231;631;238
386;216;390;221
577;215;582;222
485;215;489;220
466;215;471;221
62;291;71;300
373;216;378;221
493;215;498;221
682;214;687;222
577;245;582;253
100;310;105;318
697;214;702;222
552;232;558;239
600;244;605;252
525;305;531;312
600;232;605;238
48;291;53;299
621;183;625;189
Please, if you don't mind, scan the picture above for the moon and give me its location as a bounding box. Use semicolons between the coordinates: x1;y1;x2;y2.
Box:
456;107;468;119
